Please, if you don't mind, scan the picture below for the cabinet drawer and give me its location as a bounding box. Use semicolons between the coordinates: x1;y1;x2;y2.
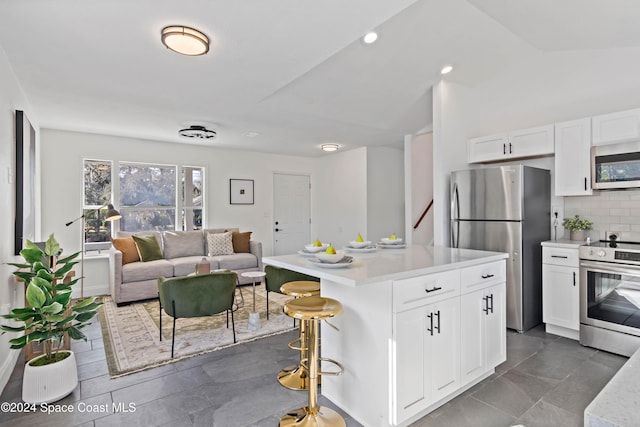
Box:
393;270;460;312
542;247;579;267
460;261;505;293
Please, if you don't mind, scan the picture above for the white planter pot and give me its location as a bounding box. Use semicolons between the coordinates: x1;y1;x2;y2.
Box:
22;350;78;404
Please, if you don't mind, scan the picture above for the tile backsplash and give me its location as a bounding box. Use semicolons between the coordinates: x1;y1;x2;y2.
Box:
563;190;640;241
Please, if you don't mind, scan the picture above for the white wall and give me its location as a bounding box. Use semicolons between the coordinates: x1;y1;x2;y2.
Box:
314;146;405;247
0;45;38;395
314;147;368;247
433;47;640;245
432;81;473;245
39;129;315;294
405;132;433;245
367;146;405;242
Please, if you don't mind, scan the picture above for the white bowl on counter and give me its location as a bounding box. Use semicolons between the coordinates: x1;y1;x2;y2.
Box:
315;252;345;263
304;243;329;253
380;237;403;245
348;240;372;248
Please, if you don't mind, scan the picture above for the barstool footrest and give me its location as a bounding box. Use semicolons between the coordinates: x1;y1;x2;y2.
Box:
299;357;344;377
287;337;307;352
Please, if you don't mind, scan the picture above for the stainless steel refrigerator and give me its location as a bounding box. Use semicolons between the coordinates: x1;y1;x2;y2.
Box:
450;165;550;332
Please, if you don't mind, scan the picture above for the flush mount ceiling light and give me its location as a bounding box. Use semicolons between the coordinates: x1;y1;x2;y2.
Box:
161;25;209;56
361;31;378;45
440;65;453;75
179;125;217;139
321;143;340;152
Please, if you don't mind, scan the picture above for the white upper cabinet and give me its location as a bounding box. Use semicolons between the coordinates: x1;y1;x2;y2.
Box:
592;108;640;146
468;125;554;163
467;133;508;163
555;118;592;196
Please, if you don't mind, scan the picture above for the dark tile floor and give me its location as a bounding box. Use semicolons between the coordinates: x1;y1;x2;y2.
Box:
0;320;628;427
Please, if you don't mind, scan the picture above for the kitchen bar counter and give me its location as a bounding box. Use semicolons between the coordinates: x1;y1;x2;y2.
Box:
263;245;508;426
263;245;508;287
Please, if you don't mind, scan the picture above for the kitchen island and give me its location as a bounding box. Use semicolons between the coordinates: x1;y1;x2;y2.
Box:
263;245;508;427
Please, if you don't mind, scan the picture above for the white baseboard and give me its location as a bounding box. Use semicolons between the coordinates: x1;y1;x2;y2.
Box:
71;283;109;299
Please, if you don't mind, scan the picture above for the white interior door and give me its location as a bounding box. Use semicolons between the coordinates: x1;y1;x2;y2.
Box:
273;173;310;255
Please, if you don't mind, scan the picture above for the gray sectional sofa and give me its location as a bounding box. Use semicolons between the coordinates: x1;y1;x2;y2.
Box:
109;228;263;305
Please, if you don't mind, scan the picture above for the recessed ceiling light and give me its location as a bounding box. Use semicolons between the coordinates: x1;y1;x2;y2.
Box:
161;25;209;56
441;65;453;75
361;32;378;45
179;125;216;139
321;144;340;152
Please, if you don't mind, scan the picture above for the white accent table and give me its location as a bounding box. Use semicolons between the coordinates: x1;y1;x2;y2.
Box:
241;271;266;331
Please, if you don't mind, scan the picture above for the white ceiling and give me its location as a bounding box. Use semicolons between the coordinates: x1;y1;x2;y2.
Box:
1;0;639;157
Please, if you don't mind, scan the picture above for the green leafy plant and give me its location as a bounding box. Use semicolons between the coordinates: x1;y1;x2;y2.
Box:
562;214;593;232
1;234;102;365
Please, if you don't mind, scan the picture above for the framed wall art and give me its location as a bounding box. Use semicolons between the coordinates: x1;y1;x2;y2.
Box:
15;110;36;254
229;179;254;205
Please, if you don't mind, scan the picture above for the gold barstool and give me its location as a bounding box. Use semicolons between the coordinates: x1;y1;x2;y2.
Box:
280;296;345;427
278;281;320;391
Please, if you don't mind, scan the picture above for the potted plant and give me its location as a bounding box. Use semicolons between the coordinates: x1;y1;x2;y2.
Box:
562;214;593;241
1;234;102;403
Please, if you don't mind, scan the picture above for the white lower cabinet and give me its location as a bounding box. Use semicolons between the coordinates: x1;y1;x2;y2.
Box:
541;244;580;339
395;298;460;422
460;283;506;384
542;264;579;329
393;261;506;426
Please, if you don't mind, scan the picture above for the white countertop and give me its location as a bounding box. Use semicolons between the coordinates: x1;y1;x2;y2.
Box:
262;245;508;286
541;239;584;249
585;347;638;427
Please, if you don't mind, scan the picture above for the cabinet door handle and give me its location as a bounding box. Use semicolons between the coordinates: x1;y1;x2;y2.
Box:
503;143;506;155
551;255;568;259
573;272;576;287
509;142;513;154
427;313;434;336
434;310;441;334
584;177;588;191
481;273;494;279
425;286;443;293
482;296;489;315
488;294;494;313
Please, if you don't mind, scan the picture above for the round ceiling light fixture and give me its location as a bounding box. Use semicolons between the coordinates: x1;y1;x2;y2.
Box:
321;143;340;152
440;65;453;75
161;25;209;56
179;125;217;139
361;31;378;45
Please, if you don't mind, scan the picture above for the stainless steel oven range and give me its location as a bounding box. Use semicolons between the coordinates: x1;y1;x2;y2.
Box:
580;237;640;356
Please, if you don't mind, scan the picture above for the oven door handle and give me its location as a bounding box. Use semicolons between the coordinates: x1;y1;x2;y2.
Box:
580;260;640;277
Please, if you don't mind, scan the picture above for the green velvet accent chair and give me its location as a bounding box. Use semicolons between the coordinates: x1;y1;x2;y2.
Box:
264;265;320;320
158;271;237;358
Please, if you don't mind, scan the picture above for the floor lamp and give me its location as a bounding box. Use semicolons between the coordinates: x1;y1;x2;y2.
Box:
65;204;122;299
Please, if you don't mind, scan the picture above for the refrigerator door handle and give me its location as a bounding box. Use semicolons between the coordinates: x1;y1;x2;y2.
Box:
450;183;460;248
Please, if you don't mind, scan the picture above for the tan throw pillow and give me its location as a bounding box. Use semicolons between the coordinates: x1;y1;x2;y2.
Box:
132;234;163;262
111;237;140;265
207;231;234;256
232;231;252;253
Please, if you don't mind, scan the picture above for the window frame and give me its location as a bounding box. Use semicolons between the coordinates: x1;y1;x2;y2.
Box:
82;158;115;252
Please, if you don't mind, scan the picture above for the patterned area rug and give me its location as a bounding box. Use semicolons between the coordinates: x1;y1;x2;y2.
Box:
99;288;293;377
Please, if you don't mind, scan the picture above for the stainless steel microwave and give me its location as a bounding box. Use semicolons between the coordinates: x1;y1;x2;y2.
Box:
592;141;640;189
